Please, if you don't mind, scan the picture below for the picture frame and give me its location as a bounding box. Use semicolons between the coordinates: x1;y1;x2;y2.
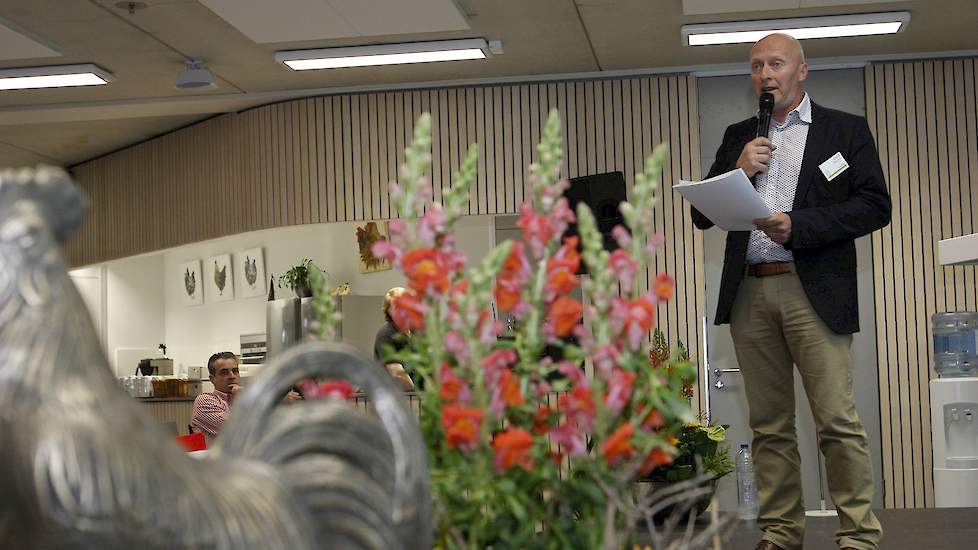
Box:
180;259;204;306
356;220;392;273
235;247;266;299
206;254;234;302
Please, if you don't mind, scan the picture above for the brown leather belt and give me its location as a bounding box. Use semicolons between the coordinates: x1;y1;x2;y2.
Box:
746;261;794;277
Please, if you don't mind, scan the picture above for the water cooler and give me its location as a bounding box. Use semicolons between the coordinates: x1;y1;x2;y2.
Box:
930;311;978;507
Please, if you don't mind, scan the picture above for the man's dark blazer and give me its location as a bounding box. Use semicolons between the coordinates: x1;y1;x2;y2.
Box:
692;102;891;335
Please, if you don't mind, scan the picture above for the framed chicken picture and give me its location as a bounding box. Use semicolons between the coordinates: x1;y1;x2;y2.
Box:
206;254;234;302
180;260;204;306
235;247;266;299
356;220;391;273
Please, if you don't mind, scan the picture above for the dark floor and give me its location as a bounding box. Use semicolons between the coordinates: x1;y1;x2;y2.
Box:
717;508;978;549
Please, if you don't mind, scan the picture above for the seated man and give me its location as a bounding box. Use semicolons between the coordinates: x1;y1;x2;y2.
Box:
374;287;417;391
191;352;301;445
190;351;239;445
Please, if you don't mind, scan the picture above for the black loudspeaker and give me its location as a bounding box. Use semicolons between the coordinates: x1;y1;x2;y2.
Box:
562;171;628;265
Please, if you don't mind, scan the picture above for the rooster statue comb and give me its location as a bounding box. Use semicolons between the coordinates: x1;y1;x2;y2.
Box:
0;166;432;549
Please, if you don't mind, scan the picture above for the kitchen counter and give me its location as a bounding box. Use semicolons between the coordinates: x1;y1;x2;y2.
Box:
135;396;198;402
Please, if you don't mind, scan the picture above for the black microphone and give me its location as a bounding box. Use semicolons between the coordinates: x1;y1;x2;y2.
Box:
757;92;774;139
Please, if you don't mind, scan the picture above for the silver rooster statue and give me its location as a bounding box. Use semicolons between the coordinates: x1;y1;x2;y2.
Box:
0;167;432;549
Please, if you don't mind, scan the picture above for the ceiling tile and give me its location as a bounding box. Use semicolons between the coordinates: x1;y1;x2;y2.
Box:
198;0;355;43
0;16;61;60
683;0;794;16
330;0;469;36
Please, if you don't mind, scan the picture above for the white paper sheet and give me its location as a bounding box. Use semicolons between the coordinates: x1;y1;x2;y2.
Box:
673;168;772;231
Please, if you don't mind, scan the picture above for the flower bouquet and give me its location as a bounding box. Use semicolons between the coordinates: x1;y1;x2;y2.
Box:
353;109;716;549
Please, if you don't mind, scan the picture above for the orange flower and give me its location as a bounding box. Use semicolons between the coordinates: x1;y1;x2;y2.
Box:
442;404;483;452
601;422;635;466
494;274;523;313
639;447;674;476
533;406;554;435
641;407;666;431
653;273;675;302
391;291;426;332
492;428;534;471
547;269;578;295
502;240;529;274
438;363;469;404
548;295;583;337
402;248;450;295
502;369;524;406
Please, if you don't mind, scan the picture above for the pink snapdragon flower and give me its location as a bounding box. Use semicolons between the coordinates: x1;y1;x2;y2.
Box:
610;294;657;351
549;423;587;457
608;249;637;294
604;368;636;414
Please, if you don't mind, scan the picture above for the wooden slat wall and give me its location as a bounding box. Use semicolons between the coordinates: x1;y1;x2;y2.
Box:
866;59;978;508
67;75;706;412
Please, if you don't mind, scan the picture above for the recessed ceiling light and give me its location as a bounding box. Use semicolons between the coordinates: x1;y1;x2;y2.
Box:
0;63;113;90
682;12;910;46
276;39;497;71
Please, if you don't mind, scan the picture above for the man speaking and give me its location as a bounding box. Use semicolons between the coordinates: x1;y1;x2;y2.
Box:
691;33;891;550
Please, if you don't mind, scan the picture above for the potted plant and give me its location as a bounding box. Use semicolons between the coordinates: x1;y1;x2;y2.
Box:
279;259;318;298
306;112;731;548
644;329;734;517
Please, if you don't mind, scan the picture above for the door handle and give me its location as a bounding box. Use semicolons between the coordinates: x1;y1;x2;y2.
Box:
713;367;740;391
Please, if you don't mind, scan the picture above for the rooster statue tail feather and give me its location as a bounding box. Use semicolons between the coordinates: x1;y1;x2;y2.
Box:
0;167;432;549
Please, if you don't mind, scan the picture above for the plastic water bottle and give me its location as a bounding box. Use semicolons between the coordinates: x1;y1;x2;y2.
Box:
736;443;759;520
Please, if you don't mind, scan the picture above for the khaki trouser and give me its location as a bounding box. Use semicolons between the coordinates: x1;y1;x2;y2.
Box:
729;271;882;550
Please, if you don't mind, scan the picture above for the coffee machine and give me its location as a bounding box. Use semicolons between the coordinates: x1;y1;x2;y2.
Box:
137;358;174;376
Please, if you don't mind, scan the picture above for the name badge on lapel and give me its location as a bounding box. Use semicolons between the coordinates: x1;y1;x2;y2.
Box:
819;152;849;181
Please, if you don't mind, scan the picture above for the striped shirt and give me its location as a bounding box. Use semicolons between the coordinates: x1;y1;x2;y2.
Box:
746;92;812;264
191;389;232;446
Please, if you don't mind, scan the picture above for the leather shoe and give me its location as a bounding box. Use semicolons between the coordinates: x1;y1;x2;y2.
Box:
755;541;786;550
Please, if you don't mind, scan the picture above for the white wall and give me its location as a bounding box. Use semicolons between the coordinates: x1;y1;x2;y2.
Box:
104;254;166;376
82;215;495;376
69;265;107;353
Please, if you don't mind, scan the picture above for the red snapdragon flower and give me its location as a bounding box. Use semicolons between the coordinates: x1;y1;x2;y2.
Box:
601;422;635;466
533;406;554;435
297;379;356;400
391;290;426;332
402;248;451;295
639;447;675;476
495;275;523;313
490;369;524;414
517;203;555;258
439;363;471;404
546;236;581;297
653;273;675;302
548;296;583;338
640;406;667;430
442;404;483;452
492;428;535;471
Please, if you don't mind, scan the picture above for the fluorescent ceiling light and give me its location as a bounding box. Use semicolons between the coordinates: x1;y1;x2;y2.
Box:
0;63;113;90
276;39;494;70
682;12;910;46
